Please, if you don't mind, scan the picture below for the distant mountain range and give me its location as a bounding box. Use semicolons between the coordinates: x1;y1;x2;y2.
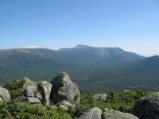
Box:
0;45;159;92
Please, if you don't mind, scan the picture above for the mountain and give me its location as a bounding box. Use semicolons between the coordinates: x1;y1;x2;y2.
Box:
1;45;158;91
91;56;159;91
118;55;159;73
58;45;144;64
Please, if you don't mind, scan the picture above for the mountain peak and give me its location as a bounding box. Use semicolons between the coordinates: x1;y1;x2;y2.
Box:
75;44;123;50
75;44;91;48
146;55;159;61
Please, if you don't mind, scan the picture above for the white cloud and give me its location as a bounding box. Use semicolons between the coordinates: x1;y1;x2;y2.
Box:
25;45;41;49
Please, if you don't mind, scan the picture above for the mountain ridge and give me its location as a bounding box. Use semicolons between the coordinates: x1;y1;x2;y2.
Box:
0;45;158;91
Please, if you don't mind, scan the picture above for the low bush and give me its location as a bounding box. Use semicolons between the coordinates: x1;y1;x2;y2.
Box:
0;101;73;119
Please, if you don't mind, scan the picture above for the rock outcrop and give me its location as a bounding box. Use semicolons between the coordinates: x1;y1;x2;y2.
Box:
93;93;107;101
37;81;52;105
134;92;159;119
78;107;102;119
22;73;80;107
35;92;42;100
50;72;80;105
22;97;41;104
78;107;138;119
0;86;11;101
23;78;37;97
23;78;53;105
102;108;139;119
59;105;69;111
60;100;76;109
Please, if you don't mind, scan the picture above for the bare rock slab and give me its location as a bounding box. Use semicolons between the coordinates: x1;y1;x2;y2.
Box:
103;108;139;119
78;107;102;119
22;97;41;104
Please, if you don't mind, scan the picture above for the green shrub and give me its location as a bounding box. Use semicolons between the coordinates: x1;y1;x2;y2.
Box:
74;91;149;116
1;78;26;99
0;101;73;119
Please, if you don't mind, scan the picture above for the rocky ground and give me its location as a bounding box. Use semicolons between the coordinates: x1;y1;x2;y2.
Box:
0;72;159;119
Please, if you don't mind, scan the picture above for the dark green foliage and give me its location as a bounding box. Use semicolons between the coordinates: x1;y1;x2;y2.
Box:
0;101;73;119
104;91;149;111
74;91;149;117
0;87;150;119
1;78;26;99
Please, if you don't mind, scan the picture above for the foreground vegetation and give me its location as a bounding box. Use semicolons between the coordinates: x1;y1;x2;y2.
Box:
0;101;73;119
0;89;149;118
0;79;150;118
77;91;149;114
1;78;26;100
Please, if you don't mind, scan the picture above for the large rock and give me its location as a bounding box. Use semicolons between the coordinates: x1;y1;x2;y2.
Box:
37;81;52;105
22;97;41;104
50;72;80;104
0;86;11;101
103;108;139;119
23;78;37;97
61;100;76;109
78;107;102;119
59;105;69;111
134;92;159;119
93;93;107;101
35;92;42;100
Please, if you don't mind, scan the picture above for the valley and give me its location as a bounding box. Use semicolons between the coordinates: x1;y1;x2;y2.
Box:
0;45;158;91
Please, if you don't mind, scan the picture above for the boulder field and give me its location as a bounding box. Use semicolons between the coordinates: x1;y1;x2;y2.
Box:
0;72;80;110
78;107;139;119
21;72;80;109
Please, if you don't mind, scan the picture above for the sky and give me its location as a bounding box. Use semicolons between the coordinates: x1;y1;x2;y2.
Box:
0;0;159;56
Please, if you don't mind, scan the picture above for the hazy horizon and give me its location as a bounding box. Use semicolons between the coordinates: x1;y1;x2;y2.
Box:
0;44;157;57
0;0;159;56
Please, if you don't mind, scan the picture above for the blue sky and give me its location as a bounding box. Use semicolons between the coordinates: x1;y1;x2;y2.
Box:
0;0;159;56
